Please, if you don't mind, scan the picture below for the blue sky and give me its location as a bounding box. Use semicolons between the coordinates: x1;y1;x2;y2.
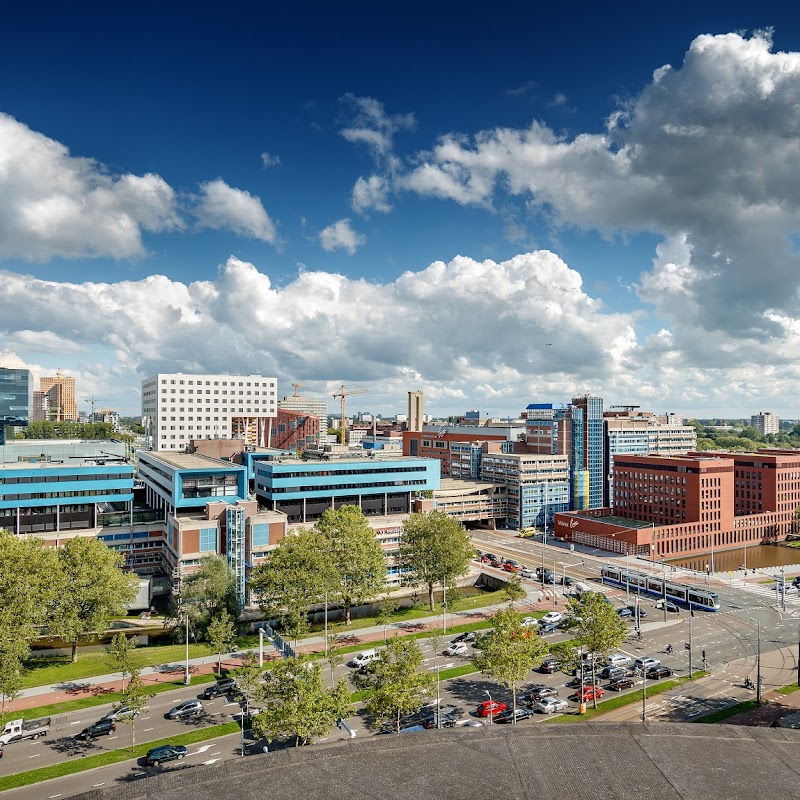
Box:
2;2;800;419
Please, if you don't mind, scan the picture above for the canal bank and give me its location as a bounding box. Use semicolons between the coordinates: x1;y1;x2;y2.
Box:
667;542;800;573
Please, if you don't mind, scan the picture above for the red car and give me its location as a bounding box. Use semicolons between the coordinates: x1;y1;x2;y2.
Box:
503;562;519;573
476;700;507;718
569;686;605;703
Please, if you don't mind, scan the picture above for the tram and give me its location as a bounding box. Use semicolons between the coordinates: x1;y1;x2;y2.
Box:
600;564;721;611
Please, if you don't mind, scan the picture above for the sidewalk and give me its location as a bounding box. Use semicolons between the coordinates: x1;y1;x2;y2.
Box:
7;586;561;715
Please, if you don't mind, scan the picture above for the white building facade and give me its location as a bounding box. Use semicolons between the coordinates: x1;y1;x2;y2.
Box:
751;412;780;436
141;373;277;451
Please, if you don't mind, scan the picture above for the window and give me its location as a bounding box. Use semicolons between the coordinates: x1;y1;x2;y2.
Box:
199;528;217;552
251;524;270;547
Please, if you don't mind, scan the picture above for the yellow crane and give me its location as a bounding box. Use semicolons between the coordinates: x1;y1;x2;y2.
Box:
332;385;369;445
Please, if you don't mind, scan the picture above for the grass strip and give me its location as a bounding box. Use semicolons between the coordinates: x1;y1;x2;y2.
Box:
776;683;800;695
693;699;761;724
0;721;242;792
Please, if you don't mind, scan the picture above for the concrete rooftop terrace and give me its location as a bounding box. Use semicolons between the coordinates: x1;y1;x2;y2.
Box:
73;722;800;800
143;452;242;470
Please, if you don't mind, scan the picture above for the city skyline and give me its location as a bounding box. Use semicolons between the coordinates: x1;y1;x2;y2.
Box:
2;3;800;417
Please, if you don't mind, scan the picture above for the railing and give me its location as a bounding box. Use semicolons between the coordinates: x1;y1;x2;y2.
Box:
97;509;163;527
259;622;295;659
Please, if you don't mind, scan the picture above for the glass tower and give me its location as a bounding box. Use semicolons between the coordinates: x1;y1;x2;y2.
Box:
0;368;33;445
572;395;604;509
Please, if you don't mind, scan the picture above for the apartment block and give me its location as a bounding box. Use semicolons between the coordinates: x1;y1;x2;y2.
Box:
751;412;780;436
40;373;77;422
141;373;277;451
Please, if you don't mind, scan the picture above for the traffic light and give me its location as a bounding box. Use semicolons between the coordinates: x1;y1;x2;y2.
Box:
702;649;706;660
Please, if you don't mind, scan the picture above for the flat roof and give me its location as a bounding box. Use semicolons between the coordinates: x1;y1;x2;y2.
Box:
561;511;654;529
438;478;500;492
142;452;242;470
262;454;431;466
0;459;131;470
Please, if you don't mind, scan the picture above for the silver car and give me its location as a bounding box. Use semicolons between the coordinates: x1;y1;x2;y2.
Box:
536;697;569;714
165;699;204;720
103;704;143;721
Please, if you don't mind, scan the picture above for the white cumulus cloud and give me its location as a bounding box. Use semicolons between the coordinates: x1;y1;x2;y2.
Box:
193;179;278;243
319;218;365;254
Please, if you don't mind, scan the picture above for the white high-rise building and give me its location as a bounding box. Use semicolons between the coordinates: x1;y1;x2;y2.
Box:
277;394;328;427
751;412;780;436
141;373;277;451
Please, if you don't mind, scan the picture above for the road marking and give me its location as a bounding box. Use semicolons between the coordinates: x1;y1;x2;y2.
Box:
142;727;154;732
69;720;82;725
28;753;41;759
223;701;239;707
48;795;62;798
140;716;151;721
93;784;105;788
203;758;219;765
193;744;212;754
107;735;118;740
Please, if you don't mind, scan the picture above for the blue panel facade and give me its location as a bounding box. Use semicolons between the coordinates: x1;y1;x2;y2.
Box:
0;368;32;445
173;466;247;508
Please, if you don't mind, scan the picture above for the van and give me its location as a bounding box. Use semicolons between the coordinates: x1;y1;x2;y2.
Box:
600;666;628;681
633;657;661;673
607;654;632;668
573;581;592;595
350;649;379;668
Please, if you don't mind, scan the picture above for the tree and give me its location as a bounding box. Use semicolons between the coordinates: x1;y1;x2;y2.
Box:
206;610;237;674
235;651;263;710
399;510;475;611
325;636;345;681
376;595;398;642
473;606;548;720
180;554;238;624
50;537;138;662
117;668;153;750
106;633;138;692
249;527;331;623
562;592;628;708
548;640;581;675
0;629;27;718
251;657;351;747
363;637;434;732
315;506;386;625
503;574;526;606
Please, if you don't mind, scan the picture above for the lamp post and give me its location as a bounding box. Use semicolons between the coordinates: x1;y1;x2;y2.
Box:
749;617;763;703
485;689;493;726
184;610;190;685
641;658;648;722
540;477;548;586
258;627;264;668
324;591;329;656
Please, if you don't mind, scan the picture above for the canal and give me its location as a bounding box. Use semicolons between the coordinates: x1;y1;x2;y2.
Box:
667;543;800;573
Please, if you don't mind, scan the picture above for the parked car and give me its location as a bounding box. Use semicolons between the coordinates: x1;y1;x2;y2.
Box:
540;612;563;625
560;576;574;587
420;709;460;729
536;697;569;714
102;704;141;722
617;607;633;619
452;631;477;644
521;685;558;705
626;605;647;618
490;559;503;568
633;657;661;673
521;616;539;628
600;665;628;681
538;658;559;674
480;554;492;563
519;567;536;579
200;678;238;699
566;674;602;688
445;642;469;657
608;677;636;691
503;560;520;573
542;571;556;584
165;700;203;720
145;744;187;766
655;599;680;613
606;654;633;668
78;719;116;740
647;665;673;680
476;700;507;718
350;650;379;668
484;553;498;562
569;686;605;702
538;623;557;635
495;707;534;724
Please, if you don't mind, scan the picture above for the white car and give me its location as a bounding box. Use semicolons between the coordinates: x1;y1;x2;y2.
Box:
521;616;539;628
519;568;536;579
540;612;563;625
445;641;469;657
536;697;569;714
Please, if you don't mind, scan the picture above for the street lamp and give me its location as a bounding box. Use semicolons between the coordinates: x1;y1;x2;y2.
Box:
183;610;190;685
485;689;493;726
749;617;763;703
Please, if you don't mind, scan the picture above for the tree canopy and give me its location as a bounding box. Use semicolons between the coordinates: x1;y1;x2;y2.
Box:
399;510;475;611
179;554;239;634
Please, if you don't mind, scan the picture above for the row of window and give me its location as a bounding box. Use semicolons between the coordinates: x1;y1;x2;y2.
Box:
262;480;427;494
0;473;127;484
1;488;128;501
161;379;274;387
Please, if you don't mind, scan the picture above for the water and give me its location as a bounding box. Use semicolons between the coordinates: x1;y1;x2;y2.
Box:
667;544;800;573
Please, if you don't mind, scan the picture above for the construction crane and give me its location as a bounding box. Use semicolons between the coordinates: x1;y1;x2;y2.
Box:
291;383;303;398
332;385;369;445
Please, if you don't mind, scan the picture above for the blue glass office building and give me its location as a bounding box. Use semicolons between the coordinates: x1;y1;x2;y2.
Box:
0;368;32;445
572;395;604;509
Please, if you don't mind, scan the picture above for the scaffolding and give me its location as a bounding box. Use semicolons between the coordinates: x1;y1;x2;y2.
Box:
226;505;247;611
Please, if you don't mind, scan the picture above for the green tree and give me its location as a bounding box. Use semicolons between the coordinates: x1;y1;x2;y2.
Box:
562;592;628;708
206;610;237;674
549;640;581;675
376;595;398;642
325;636;345;681
251;657;351;747
235;651;264;712
249;527;330;623
117;668;153;750
473;606;548;720
0;631;26;718
180;554;239;633
503;574;526;606
50;537;138;662
106;633;138;692
363;637;434;732
315;506;386;625
399;510;474;611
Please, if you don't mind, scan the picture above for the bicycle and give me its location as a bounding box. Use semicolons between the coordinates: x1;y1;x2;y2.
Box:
665;644;674;655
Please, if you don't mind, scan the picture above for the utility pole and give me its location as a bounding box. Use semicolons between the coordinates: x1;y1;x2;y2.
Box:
756;619;762;703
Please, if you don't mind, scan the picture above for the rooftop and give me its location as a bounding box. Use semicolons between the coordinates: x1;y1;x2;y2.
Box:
142;452;243;470
564;511;655;529
0;459;132;471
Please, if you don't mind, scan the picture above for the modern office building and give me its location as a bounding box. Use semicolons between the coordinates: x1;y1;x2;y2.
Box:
31;390;49;422
572;395;604;509
254;454;440;523
277;391;327;428
603;411;697;505
479;452;570;530
40;372;77;422
751;412;780;436
141;373;277;451
553;449;800;560
0;367;32;444
269;408;320;453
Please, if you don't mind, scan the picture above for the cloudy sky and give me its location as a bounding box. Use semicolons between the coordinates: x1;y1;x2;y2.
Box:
3;2;800;420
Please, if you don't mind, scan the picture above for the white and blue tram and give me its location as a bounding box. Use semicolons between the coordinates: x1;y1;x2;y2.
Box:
600;564;721;611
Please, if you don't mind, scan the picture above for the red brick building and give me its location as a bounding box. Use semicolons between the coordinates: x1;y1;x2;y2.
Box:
269;408;319;453
553;450;800;559
402;430;508;477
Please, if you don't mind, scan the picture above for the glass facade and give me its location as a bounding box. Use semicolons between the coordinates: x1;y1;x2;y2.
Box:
573;395;604;509
0;368;32;445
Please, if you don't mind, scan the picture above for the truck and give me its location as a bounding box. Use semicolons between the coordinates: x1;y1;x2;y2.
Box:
0;717;51;745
